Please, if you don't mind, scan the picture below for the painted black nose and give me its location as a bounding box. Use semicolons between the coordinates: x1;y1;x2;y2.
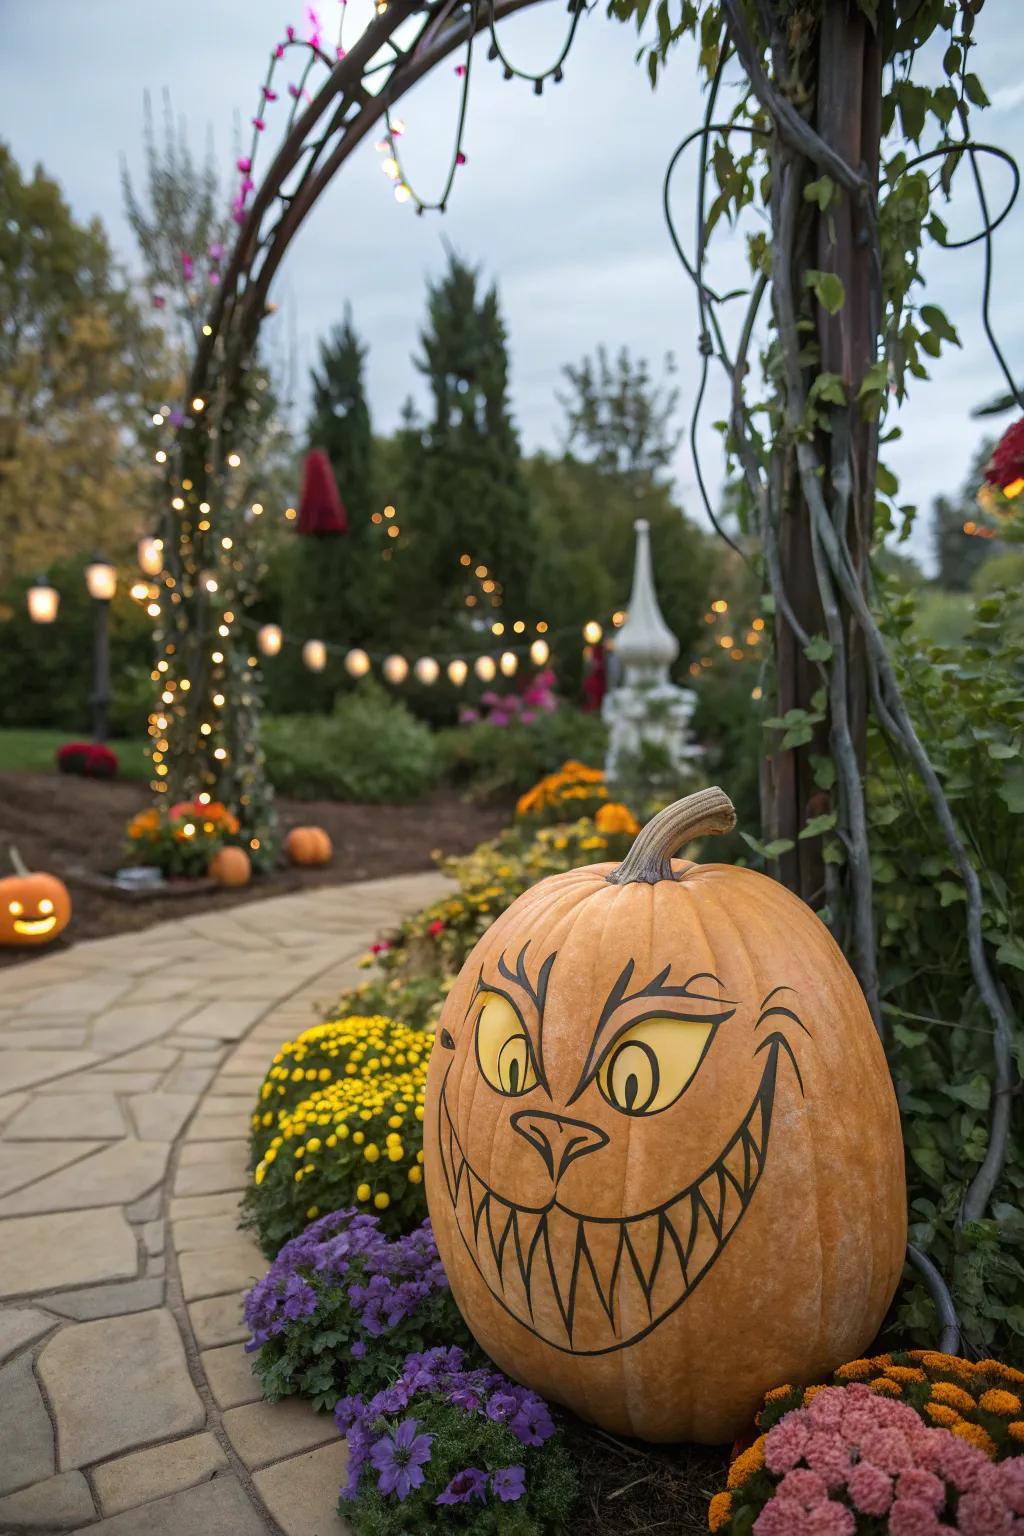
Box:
510;1110;609;1183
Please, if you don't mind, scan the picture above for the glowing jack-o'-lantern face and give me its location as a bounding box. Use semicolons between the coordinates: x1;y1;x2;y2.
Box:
0;867;71;947
424;788;906;1444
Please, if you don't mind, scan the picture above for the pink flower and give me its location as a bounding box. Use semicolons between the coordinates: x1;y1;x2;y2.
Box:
288;82;301;96
370;940;390;955
764;1414;812;1474
181;252;194;279
209;272;221;286
455;62;466;76
237;156;252;172
262;86;278;100
456;151;466;166
252;116;266;131
776;1469;829;1511
428;920;444;937
804;1505;855;1536
336;45;346;57
241;177;255;193
895;1468;944;1512
803;1432;851;1491
521;710;536;724
846;1460;892;1516
858;1427;914;1476
275;42;285;57
956;1487;1013;1536
286;24;295;40
807;1389;848;1432
932;1434;987;1492
209;242;224;261
999;1457;1024;1515
152;294;166;309
753;1499;809;1536
888;1499;942;1536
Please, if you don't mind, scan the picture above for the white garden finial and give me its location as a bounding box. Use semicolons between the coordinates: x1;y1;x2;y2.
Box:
613;518;679;683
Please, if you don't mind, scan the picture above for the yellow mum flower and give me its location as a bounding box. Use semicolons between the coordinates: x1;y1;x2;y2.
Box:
374;1192;391;1210
364;1144;380;1163
408;1166;422;1184
356;1183;371;1201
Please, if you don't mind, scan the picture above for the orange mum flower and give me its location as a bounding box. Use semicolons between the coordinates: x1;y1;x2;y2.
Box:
979;1389;1023;1416
869;1377;902;1398
708;1491;733;1532
1007;1421;1024;1444
802;1385;827;1405
977;1359;1024;1387
835;1359;873;1382
924;1403;961;1428
595;802;641;837
884;1365;927;1385
931;1382;977;1414
765;1385;794;1403
726;1438;765;1489
952;1421;998;1460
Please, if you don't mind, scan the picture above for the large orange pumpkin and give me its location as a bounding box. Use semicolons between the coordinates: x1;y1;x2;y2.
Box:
286;826;333;866
423;787;906;1444
208;846;252;887
0;851;71;947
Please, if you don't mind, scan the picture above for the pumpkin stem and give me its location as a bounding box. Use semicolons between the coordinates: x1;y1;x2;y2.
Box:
606;787;737;885
9;846;30;877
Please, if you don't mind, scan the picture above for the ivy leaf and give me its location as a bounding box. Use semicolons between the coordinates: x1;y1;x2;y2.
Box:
988;741;1019;760
964;73;991;108
810;270;845;315
893;1023;928;1048
803;175;836;211
804;634;834;662
919;304;959;345
910;1146;945;1181
943;1076;991;1111
997;769;1024;815
876;463;899;497
739;831;794;861
996;936;1024;972
799;812;837;840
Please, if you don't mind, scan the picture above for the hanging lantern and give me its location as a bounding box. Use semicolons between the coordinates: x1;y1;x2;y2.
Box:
530;639;550;666
447;658;468;686
345;647;370;678
500;651;518;677
474;655;497;682
303;639;327;672
84;557;117;602
27;578;59;624
138;536;164;576
258;623;283;657
984;416;1024;503
296;449;349;535
414;656;440;685
383;654;409;685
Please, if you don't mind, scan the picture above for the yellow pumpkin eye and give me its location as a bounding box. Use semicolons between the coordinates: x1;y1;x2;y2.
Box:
39;899;54;915
8;900;23;916
476;993;538;1097
597;1018;714;1116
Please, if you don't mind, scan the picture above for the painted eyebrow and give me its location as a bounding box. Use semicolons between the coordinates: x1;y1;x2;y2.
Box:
466;943;556;1091
569;959;737;1104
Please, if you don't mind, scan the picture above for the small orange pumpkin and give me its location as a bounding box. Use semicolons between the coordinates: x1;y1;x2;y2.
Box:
286;826;333;866
424;787;906;1444
209;846;252;887
0;849;71;947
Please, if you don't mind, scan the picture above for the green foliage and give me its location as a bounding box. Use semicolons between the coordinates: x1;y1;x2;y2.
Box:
345;1399;579;1536
689;664;763;848
556;345;681;483
438;709;608;802
871;585;1024;1356
263;683;440;802
0;559;154;736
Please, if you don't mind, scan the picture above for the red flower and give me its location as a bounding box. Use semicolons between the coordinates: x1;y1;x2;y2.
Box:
56;742;119;780
370;940;391;955
985;416;1024;497
428;919;444;936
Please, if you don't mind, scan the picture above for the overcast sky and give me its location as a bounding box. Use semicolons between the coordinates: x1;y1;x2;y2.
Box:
4;0;1023;571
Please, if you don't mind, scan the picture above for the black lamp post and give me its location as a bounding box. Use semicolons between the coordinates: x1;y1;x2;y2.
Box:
84;556;117;743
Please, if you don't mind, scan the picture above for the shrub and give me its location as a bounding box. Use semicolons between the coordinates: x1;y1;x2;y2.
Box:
57;741;118;779
336;1346;579;1533
244;1013;431;1255
438;711;608;803
243;1210;471;1409
264;683;440;802
710;1379;1024;1534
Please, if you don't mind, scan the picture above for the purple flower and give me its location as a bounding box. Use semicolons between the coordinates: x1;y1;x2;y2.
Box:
486;1390;519;1424
492;1465;526;1502
511;1399;554;1446
369;1417;433;1501
180;251;194;280
436;1467;488;1505
209;242;224;262
350;1340;366;1359
334;1394;363;1434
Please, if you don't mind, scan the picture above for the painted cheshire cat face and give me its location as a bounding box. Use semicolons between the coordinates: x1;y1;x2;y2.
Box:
423;793;906;1444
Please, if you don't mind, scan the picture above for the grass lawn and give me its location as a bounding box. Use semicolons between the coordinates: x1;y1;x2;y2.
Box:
0;728;150;780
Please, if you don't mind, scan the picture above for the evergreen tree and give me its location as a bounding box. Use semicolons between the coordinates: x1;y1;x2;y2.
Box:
402;252;533;630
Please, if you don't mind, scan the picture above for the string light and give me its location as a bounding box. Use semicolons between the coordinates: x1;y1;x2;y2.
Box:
227;452;241;468
500;651;518;677
303;638;327;672
711;598;728;613
138;536;164;575
155;450;167;463
345;648;371;677
382;654;409;684
530;639;550;666
258;623;283;656
474;655;497;682
192;397;206;412
414;656;440;685
447;658;468;686
582;620;603;645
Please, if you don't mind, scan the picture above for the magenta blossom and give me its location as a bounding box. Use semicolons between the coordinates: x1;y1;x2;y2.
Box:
236;156;252;172
252;116;266;131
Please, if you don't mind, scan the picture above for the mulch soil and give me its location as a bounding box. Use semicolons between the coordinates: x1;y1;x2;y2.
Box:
0;771;509;970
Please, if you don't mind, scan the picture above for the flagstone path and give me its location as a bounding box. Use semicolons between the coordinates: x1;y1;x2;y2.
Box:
0;871;449;1535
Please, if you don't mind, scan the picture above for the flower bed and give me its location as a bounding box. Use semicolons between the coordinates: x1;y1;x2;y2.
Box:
125;796;251;877
335;1345;578;1533
244;1209;470;1408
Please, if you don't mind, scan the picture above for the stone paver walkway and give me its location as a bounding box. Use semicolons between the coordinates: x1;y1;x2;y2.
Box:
0;872;448;1534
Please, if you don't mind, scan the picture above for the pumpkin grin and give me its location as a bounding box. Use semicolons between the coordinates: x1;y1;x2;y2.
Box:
12;915;57;937
437;1034;790;1355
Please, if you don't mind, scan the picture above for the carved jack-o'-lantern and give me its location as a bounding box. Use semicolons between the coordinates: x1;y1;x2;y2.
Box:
0;850;71;947
424;788;906;1444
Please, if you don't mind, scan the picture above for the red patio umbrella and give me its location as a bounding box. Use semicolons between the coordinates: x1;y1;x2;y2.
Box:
296;449;349;535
